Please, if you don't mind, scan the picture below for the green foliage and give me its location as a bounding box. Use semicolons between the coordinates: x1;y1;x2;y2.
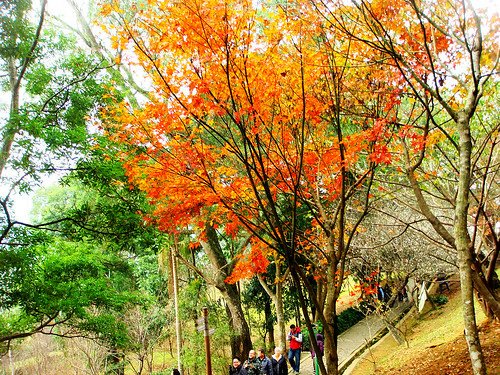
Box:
429;294;449;306
31;174;160;256
17;46;110;166
0;0;32;60
0;239;141;350
336;307;365;335
301;327;311;351
0;308;36;344
180;300;231;375
300;321;323;351
0;0;169;365
178;277;206;321
1;2;115;184
133;253;168;299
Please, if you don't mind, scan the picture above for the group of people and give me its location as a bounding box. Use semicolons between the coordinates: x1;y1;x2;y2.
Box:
229;324;324;375
229;347;287;375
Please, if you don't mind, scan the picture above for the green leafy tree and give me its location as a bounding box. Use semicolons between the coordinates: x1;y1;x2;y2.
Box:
0;2;162;367
0;237;138;350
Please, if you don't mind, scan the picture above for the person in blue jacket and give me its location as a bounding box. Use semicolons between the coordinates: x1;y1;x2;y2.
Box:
257;348;273;375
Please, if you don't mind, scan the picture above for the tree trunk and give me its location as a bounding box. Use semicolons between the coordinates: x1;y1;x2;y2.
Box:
0;58;19;179
471;265;500;319
257;260;287;350
275;266;286;350
291;264;332;375
223;288;253;359
324;303;339;375
455;113;486;375
321;239;340;375
8;348;15;375
265;300;275;349
171;248;183;373
201;224;252;359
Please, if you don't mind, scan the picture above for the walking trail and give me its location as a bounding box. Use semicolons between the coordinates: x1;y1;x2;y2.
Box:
288;302;410;374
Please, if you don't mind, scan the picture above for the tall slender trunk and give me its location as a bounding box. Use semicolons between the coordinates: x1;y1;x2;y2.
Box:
8;348;15;375
275;263;286;350
257;260;287;349
455;113;486;375
324;302;339;375
322;236;340;375
172;249;183;374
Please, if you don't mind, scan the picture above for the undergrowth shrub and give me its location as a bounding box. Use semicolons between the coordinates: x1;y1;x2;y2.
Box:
337;308;365;335
430;294;449;306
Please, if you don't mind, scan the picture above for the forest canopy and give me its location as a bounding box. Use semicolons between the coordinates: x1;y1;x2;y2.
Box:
0;0;498;374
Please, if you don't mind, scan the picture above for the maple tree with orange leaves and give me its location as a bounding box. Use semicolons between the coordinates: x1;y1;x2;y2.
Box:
99;0;498;373
100;0;397;367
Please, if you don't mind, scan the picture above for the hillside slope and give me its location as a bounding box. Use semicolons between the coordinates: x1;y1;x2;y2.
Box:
347;282;500;374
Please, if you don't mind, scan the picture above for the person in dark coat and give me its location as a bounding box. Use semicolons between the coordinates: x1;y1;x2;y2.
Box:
242;350;261;375
311;333;324;375
257;348;273;375
229;356;243;375
270;346;287;375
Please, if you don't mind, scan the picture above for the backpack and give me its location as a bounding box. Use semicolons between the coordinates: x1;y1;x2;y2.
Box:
316;334;324;355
